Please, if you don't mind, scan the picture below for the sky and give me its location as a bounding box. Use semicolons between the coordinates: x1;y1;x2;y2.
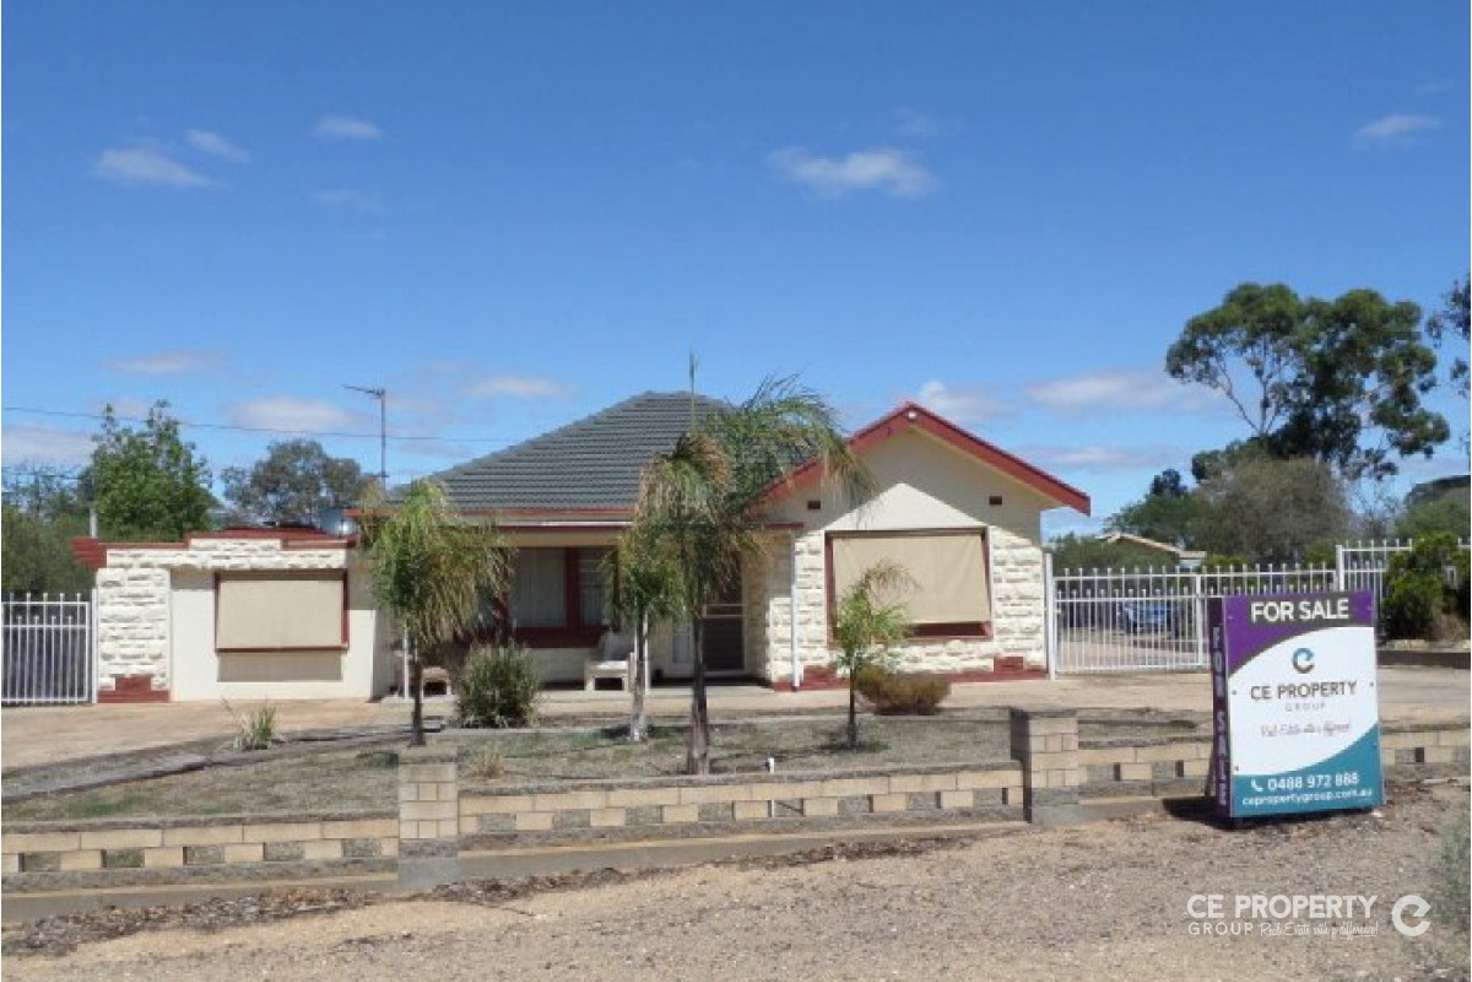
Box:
3;2;1468;536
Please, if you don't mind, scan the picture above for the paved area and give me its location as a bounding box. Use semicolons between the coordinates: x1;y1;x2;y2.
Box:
4;781;1467;980
3;667;1466;772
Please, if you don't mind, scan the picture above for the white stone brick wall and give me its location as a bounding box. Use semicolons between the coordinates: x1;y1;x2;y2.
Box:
95;538;350;691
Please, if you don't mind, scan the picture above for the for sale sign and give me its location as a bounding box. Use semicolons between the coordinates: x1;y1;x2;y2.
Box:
1208;591;1384;819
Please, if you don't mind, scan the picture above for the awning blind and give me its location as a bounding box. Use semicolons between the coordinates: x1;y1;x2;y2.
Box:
216;574;345;650
831;532;990;624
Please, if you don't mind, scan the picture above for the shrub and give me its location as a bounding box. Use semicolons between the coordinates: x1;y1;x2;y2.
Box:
1383;534;1470;640
224;701;277;751
855;667;950;715
1383;573;1444;640
463;745;506;781
456;644;541;728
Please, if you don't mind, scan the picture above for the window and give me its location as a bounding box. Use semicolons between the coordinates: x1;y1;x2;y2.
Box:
827;529;992;638
216;572;347;651
509;549;566;628
577;547;611;627
507;546;612;645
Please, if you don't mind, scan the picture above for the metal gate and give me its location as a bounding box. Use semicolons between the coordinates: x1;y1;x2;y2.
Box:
1045;560;1336;675
2;592;97;705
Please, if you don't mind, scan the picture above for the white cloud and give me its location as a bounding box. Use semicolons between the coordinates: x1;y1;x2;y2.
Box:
2;425;94;467
468;375;570;399
185;129;249;162
94;146;214;188
228;397;363;433
110;349;217;375
1355;113;1440;142
915;380;1007;424
1019;444;1185;473
313;188;385;213
895;107;951;139
1025;370;1213;413
768;146;936;198
314;114;383;140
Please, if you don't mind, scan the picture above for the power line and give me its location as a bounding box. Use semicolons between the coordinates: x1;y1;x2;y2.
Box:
2;406;517;445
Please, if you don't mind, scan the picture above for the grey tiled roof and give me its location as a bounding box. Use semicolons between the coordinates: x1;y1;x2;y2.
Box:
429;391;729;511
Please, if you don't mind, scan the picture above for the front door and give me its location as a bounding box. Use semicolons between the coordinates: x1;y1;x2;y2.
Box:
700;580;745;674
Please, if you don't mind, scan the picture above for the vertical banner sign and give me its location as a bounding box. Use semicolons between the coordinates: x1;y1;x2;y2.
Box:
1209;591;1384;819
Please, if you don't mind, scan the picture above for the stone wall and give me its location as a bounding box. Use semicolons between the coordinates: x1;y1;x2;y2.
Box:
91;535;352;696
758;525;1046;685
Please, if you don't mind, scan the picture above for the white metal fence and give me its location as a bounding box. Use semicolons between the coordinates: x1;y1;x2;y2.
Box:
1044;538;1469;676
1;592;97;705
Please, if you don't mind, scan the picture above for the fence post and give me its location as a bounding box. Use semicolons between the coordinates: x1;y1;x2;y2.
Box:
89;587;99;704
1191;571;1205;668
1043;552;1057;680
1334;544;1346;591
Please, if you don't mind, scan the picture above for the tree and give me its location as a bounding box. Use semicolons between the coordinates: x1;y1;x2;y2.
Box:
831;561;909;749
1;468;92;594
1107;472;1206;549
605;525;683;742
1167;283;1449;480
1192;456;1352;563
358;480;512;746
221;439;368;526
83;402;215;539
1397;478;1470;540
632;374;869;774
1425;277;1470;399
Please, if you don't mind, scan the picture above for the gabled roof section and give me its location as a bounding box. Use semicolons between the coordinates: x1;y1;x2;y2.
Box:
769;401;1092;515
428;391;728;512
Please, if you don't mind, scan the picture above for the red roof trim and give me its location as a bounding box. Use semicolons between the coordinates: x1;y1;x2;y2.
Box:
766;402;1091;516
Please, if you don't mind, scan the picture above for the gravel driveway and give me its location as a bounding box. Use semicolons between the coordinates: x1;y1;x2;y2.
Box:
5;780;1467;981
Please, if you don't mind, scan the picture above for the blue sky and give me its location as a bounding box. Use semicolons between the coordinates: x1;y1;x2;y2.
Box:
3;2;1468;534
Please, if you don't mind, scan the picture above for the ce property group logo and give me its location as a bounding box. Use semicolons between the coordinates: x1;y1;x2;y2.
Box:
1185;893;1433;939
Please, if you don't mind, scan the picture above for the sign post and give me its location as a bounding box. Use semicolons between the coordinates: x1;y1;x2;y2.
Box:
1209;591;1384;820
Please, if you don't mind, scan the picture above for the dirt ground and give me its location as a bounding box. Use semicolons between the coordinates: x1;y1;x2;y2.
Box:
5;780;1468;981
4;667;1465;771
5;714;1196;821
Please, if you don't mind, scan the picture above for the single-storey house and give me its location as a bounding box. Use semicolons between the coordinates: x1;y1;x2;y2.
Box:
1098;532;1206;570
74;391;1089;700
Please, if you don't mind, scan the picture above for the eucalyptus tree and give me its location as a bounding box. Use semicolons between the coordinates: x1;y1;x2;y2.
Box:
633;375;870;774
358;480;511;746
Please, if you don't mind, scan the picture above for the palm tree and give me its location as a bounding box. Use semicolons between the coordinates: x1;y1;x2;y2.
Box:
604;525;683;742
832;561;911;749
358;480;511;746
633;375;871;774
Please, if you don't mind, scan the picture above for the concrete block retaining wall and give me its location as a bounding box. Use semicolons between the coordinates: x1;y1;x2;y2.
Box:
2;811;398;890
3;716;1465;892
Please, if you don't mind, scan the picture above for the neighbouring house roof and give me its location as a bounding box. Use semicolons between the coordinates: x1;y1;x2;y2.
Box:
427;391;728;513
765;402;1092;516
1100;531;1205;559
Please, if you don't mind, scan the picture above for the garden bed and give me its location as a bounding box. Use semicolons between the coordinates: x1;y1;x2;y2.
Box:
4;711;1203;823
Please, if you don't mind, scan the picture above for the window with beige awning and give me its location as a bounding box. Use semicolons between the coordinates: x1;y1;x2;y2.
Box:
216;573;347;651
829;530;991;632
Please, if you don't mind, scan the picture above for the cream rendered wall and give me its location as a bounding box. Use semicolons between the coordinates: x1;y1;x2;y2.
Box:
95;538;392;699
169;561;391;701
756;426;1057;685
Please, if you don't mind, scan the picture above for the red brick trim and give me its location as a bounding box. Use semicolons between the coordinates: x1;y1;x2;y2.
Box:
764;402;1091;515
98;674;170;703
